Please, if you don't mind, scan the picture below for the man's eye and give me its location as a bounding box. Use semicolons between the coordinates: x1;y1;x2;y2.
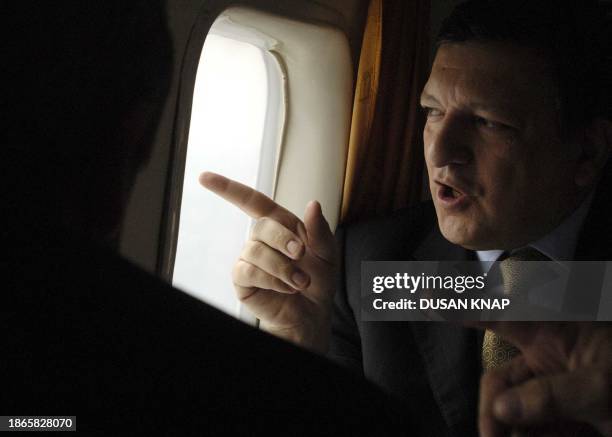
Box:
475;116;503;129
422;107;443;117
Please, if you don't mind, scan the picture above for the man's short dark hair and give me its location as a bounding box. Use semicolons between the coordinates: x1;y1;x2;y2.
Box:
436;0;612;135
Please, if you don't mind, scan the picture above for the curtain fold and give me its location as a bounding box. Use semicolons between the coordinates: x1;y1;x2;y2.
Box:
341;0;431;224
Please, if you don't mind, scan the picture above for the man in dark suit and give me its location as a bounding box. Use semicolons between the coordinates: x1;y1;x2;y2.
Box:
208;1;612;436
4;2;407;435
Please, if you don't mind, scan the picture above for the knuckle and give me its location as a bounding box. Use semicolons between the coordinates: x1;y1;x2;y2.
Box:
251;216;271;239
252;217;290;249
234;282;256;302
245;240;265;259
271;228;289;249
245;263;258;279
232;260;255;285
278;261;295;280
238;260;257;279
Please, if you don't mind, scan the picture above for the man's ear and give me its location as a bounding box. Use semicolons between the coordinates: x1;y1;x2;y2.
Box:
574;117;612;187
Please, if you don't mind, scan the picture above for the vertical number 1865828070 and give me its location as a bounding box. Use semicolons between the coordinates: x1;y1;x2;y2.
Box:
1;416;75;431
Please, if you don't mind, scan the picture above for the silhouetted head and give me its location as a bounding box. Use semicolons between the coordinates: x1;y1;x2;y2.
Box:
5;1;173;246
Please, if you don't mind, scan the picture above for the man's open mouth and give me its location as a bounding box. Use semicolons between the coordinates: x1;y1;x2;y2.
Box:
436;181;470;207
440;182;466;199
440;184;462;200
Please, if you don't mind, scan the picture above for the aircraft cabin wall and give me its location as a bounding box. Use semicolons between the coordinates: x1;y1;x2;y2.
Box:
119;0;459;316
121;0;367;272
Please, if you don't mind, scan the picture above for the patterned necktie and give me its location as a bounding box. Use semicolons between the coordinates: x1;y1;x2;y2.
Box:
481;247;551;370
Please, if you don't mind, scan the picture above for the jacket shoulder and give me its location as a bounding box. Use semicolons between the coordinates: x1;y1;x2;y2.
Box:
337;201;437;260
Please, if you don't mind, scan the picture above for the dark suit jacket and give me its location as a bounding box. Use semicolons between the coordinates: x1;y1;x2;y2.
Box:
4;223;407;436
329;177;612;437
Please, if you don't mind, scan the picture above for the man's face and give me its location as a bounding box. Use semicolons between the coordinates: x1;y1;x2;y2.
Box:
422;41;582;250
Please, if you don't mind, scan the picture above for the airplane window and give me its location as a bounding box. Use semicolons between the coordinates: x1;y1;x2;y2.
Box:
172;33;283;317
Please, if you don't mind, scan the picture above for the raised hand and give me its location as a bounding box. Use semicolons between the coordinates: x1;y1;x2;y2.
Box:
199;171;338;353
477;322;612;437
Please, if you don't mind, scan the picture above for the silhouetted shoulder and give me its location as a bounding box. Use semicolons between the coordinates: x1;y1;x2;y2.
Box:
5;229;407;435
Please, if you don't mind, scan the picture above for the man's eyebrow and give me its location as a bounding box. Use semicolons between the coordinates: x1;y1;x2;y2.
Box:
419;93;440;106
422;95;517;115
469;101;523;125
470;101;510;114
419;93;521;124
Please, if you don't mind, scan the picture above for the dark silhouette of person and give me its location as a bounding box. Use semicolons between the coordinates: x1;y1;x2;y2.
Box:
3;2;405;435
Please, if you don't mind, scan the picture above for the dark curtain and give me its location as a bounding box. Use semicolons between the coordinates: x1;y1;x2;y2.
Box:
341;0;431;224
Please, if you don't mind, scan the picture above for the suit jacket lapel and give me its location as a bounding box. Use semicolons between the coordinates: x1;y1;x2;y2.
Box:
410;225;481;437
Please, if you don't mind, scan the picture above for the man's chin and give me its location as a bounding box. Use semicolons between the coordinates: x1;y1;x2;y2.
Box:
439;226;472;249
437;216;490;251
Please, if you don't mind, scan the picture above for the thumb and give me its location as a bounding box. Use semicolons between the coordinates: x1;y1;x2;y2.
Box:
303;200;336;263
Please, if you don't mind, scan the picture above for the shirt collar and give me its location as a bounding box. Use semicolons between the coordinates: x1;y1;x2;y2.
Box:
476;192;595;263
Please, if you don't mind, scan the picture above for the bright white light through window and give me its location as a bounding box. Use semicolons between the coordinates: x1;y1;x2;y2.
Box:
173;34;271;316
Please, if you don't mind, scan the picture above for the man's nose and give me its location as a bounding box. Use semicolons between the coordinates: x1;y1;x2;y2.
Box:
425;114;472;168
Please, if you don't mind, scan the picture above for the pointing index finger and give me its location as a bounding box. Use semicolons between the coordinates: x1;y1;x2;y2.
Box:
199;171;303;233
